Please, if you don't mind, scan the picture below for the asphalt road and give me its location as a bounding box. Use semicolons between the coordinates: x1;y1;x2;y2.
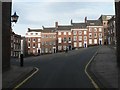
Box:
11;46;99;88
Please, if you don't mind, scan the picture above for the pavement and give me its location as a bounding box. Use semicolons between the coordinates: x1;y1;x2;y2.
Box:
89;45;119;89
2;46;119;89
2;65;35;89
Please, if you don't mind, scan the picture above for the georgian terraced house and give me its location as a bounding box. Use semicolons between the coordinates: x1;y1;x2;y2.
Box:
25;15;114;55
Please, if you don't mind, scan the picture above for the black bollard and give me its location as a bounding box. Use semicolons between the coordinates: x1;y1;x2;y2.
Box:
20;54;24;67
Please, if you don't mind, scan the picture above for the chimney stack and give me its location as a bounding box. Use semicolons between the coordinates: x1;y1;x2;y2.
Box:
55;22;58;28
71;19;73;24
85;17;87;23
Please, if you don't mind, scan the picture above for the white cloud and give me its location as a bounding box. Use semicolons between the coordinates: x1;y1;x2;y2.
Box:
12;2;115;36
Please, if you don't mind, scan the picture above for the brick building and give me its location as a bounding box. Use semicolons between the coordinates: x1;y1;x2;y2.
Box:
57;24;73;52
41;27;57;54
99;15;114;44
25;15;115;55
107;15;116;45
86;18;104;46
25;28;42;55
71;20;88;49
11;31;21;58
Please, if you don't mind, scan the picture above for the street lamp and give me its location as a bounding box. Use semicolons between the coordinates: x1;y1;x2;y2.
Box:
11;12;19;23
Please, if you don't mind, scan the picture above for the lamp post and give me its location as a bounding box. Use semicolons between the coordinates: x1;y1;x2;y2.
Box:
11;12;24;67
11;12;19;23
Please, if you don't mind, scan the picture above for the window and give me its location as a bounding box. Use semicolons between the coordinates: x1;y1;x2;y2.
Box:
73;36;77;41
79;36;82;41
38;43;40;48
79;31;82;35
94;33;97;38
94;39;97;44
79;42;82;47
36;33;38;35
33;38;36;42
68;32;71;35
53;42;56;45
99;33;102;38
28;43;30;47
58;38;62;43
45;42;48;45
42;42;44;45
64;32;66;35
99;28;102;32
89;28;92;32
74;42;77;47
58;46;62;50
63;46;66;50
33;43;35;48
31;33;33;35
73;31;77;35
45;48;48;53
41;48;44;53
94;28;97;32
63;37;67;43
38;38;40;42
89;33;92;38
84;31;87;35
33;50;35;54
89;39;92;44
46;35;48;38
84;36;87;40
68;37;71;41
58;32;61;35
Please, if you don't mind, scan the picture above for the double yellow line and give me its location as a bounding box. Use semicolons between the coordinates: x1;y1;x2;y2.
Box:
13;67;39;90
84;48;100;90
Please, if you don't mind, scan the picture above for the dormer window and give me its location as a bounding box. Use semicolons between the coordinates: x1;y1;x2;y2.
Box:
90;23;95;25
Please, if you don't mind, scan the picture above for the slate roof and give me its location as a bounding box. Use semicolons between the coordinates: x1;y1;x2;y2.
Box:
99;15;114;21
28;28;43;32
71;23;87;29
86;20;103;26
42;27;56;33
108;15;115;24
57;25;72;30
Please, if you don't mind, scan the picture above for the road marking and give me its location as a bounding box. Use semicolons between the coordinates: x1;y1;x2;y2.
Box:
84;47;100;90
13;67;39;90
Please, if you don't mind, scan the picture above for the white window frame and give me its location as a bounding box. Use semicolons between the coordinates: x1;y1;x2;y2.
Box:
58;32;61;35
89;39;92;44
68;32;71;35
58;38;62;43
84;31;87;35
89;33;92;38
73;31;77;35
99;28;102;32
64;32;66;35
73;36;77;41
79;31;82;35
58;46;62;50
84;36;87;40
94;39;97;44
38;38;40;42
94;33;97;38
79;42;82;47
74;42;77;47
79;36;82;41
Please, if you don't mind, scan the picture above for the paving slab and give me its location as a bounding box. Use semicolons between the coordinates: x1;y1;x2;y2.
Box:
2;65;35;89
90;46;119;89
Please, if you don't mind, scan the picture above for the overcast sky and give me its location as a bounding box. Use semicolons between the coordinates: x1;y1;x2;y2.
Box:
12;0;115;36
